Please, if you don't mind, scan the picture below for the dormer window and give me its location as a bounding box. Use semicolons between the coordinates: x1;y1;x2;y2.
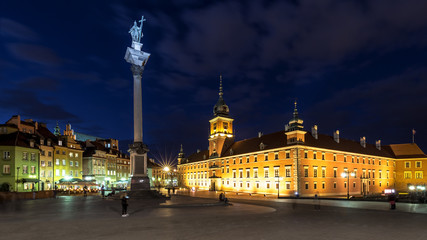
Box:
259;142;265;150
58;140;62;146
40;139;44;145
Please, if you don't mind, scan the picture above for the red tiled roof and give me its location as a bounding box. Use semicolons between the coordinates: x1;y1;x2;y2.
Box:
183;130;395;163
0;132;38;149
388;143;427;159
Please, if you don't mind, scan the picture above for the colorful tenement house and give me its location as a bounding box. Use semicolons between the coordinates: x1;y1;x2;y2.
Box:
177;78;427;196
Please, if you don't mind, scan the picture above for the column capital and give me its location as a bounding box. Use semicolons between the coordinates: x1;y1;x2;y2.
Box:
131;64;144;76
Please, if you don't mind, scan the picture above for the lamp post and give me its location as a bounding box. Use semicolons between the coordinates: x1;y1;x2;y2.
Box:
16;167;20;192
341;171;355;200
163;166;170;187
277;176;283;198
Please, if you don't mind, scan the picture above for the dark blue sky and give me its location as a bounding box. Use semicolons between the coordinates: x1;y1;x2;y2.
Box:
1;0;427;158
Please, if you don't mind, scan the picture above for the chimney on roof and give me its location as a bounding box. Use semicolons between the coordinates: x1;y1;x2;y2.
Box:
312;125;318;139
258;132;263;138
360;136;366;148
333;130;340;143
376;140;381;150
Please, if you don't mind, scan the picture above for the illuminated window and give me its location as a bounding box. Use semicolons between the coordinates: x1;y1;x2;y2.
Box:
404;171;412;179
304;166;308;177
378;170;382;179
62;159;66;166
254;168;258;178
62;170;65;176
70;161;73;167
322;167;326;178
31;153;35;161
69;152;73;157
285;166;291;177
22;165;28;174
56;169;60;176
264;167;269;178
415;171;423;179
313;166;318;178
3;165;10;174
3;151;10;159
239;169;243;178
75;153;79;158
41;161;45;167
23;152;28;160
274;167;279;177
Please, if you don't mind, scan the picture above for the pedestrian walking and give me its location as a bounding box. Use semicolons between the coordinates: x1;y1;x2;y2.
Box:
83;185;87;197
121;195;129;217
101;185;105;199
388;194;396;210
314;194;320;210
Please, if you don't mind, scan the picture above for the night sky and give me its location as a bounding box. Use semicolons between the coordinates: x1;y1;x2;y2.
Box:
1;0;427;160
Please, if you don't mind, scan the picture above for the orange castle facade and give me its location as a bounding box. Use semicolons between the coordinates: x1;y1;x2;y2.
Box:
177;80;427;197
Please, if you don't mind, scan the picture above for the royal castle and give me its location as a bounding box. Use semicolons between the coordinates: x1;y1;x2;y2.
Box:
177;78;427;197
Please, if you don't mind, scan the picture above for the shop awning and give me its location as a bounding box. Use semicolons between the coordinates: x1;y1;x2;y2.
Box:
58;178;83;183
22;178;40;183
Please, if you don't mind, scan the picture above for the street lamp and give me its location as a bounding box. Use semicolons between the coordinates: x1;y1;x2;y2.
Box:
341;171;355;200
16;167;20;192
163;167;170;187
277;176;283;198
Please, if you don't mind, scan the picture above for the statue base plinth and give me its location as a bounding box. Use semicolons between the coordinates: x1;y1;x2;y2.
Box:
130;176;151;191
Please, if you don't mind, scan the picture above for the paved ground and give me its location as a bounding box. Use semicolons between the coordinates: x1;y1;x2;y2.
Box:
1;192;427;240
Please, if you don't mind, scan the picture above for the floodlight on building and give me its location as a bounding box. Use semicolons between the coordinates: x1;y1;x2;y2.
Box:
409;186;416;190
164;166;170;172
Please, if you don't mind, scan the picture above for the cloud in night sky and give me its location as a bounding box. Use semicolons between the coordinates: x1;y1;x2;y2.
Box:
6;43;62;66
0;89;78;121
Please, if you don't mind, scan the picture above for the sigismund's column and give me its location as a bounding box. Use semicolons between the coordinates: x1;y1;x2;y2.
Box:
124;16;151;191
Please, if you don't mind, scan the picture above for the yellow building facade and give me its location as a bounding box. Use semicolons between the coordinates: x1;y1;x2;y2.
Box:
177;81;427;197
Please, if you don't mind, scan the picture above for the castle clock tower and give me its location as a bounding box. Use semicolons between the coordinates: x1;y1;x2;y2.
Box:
208;76;234;158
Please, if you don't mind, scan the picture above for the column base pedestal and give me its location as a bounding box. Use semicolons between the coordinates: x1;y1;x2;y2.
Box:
130;176;151;191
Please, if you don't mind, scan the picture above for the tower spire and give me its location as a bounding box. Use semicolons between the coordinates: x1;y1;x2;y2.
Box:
213;75;229;116
219;75;223;97
293;99;299;120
